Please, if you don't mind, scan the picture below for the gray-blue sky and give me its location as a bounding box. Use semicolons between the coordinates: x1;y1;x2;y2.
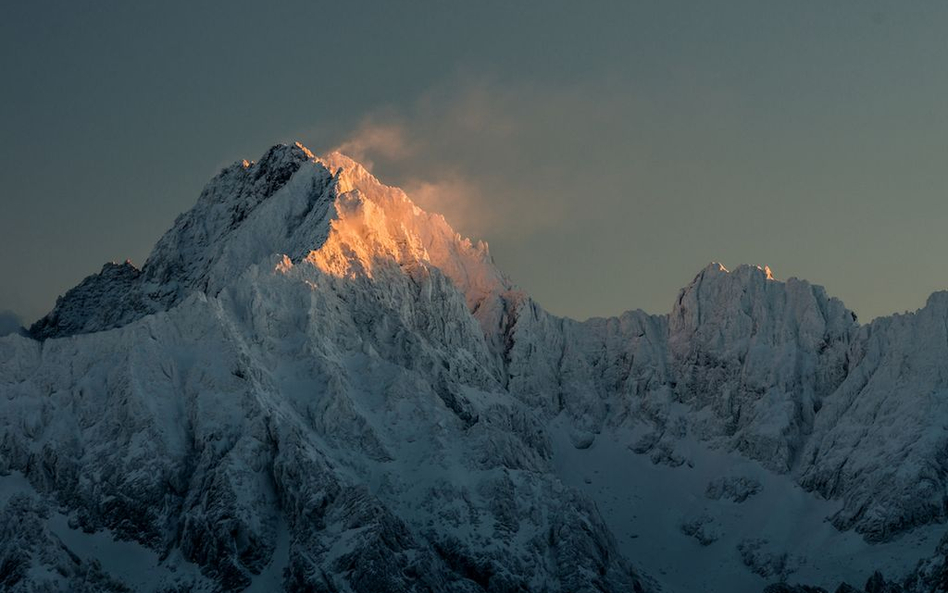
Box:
2;1;947;324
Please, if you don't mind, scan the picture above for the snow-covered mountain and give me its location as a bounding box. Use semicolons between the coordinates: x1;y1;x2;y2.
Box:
3;142;947;593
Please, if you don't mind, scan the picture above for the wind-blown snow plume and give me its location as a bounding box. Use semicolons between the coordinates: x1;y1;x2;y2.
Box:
332;119;414;171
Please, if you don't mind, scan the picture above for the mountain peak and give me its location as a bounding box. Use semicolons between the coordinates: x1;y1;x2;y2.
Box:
293;141;315;159
671;260;853;356
317;150;391;198
318;149;367;173
697;262;774;281
31;142;510;339
740;263;775;280
307;147;513;324
252;141;314;175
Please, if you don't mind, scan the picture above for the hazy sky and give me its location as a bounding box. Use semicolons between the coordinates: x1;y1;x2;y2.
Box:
3;1;948;326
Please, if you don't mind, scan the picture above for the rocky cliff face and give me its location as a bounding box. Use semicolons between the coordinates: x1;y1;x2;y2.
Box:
799;291;948;540
667;263;856;472
4;142;948;592
4;144;648;593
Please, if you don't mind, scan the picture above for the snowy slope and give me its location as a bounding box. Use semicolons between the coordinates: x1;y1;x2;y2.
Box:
3;142;948;593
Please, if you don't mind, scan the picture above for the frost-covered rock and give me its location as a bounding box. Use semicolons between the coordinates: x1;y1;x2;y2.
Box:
799;291;948;541
7;141;948;592
0;494;131;592
762;584;829;593
769;570;909;593
679;513;721;546
705;476;762;503
3;144;652;592
902;533;948;592
668;263;857;472
29;260;151;339
32;144;330;339
737;538;804;581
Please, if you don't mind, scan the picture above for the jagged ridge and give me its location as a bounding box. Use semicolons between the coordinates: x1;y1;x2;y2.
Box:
4;142;948;592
